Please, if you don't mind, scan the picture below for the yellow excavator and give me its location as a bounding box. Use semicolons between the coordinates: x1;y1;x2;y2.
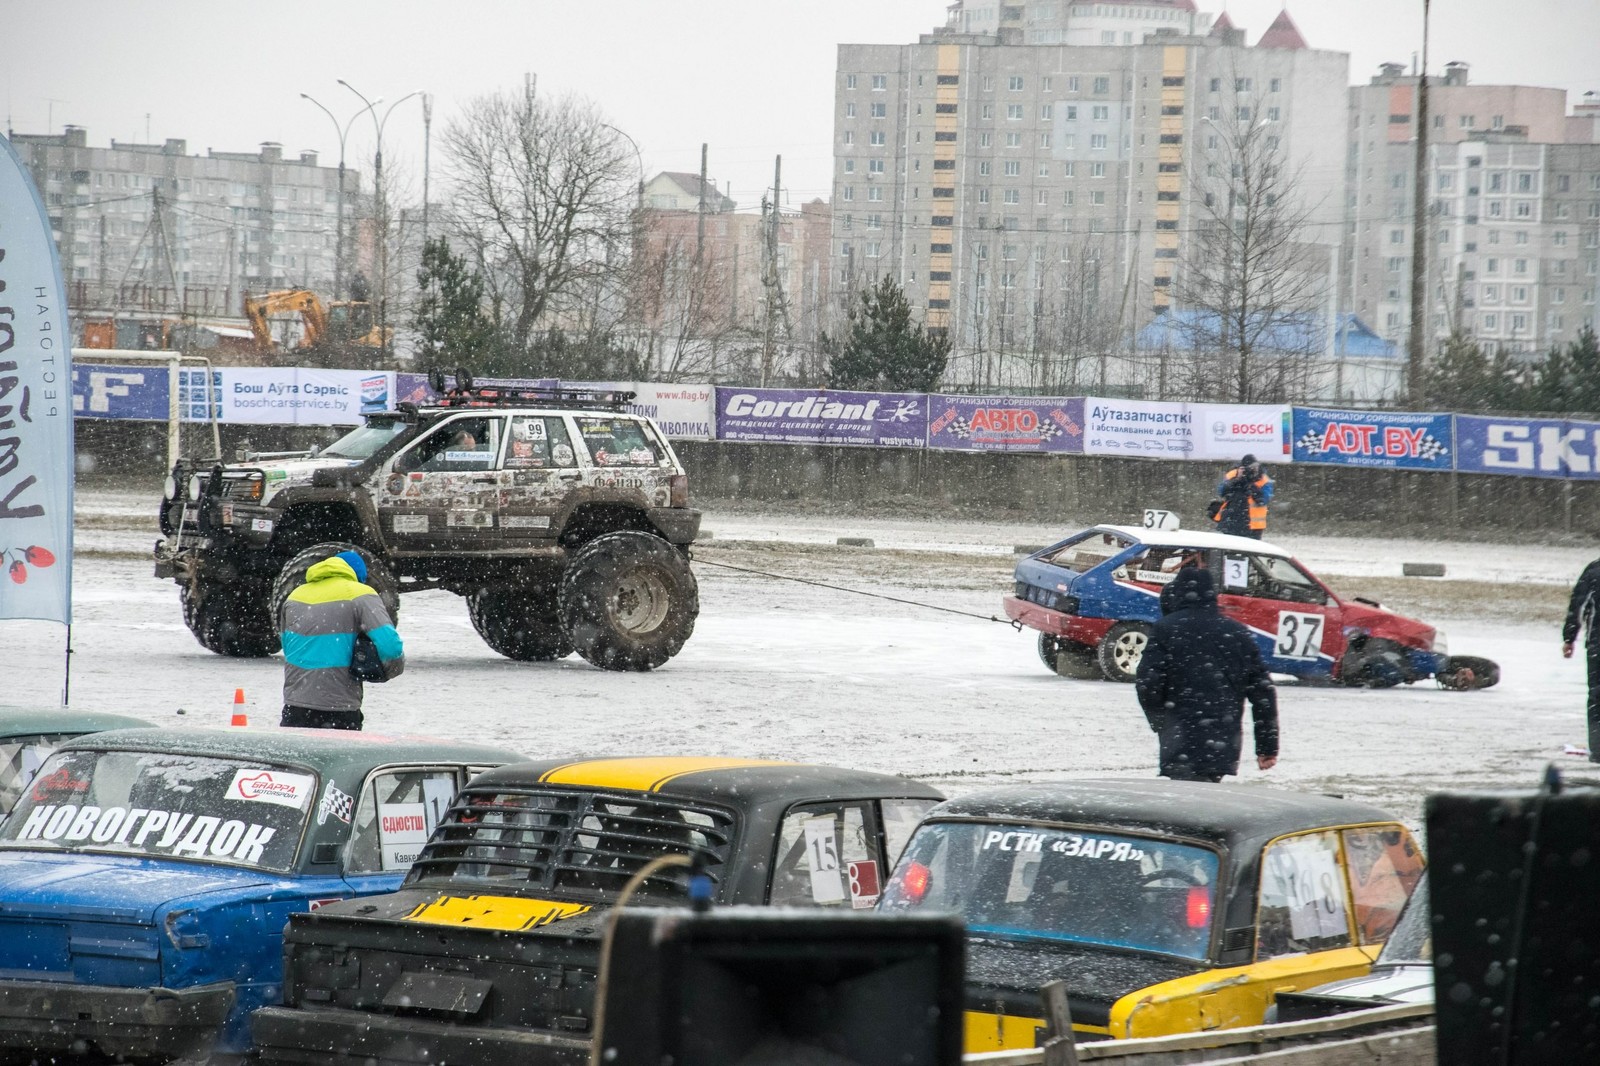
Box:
244;290;390;356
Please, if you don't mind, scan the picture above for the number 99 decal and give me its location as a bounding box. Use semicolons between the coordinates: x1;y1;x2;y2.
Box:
1276;612;1324;659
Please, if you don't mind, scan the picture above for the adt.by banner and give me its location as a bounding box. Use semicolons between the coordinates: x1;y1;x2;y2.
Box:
1292;408;1453;470
927;395;1084;453
0;136;72;625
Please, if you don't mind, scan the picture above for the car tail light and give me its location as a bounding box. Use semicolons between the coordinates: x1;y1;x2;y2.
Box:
669;474;689;508
1185;886;1212;929
900;861;932;903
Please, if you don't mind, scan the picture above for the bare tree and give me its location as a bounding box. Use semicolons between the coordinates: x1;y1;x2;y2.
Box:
440;87;636;361
1176;101;1326;403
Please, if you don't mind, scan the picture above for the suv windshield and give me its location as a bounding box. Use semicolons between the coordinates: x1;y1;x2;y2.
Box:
322;418;410;459
880;821;1220;960
0;750;314;872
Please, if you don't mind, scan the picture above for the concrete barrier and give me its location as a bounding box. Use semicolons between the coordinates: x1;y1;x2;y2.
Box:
1401;562;1446;577
836;537;875;548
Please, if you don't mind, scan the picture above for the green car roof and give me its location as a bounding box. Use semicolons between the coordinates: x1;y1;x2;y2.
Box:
0;706;154;739
54;726;524;779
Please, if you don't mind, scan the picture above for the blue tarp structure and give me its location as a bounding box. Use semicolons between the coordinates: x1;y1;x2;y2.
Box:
1134;311;1398;359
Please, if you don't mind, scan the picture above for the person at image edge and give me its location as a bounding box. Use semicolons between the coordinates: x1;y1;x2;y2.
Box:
1563;556;1600;762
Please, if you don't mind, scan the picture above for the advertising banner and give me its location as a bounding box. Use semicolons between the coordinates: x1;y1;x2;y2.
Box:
0;135;73;625
569;381;716;440
1191;403;1293;463
714;388;927;447
71;363;171;421
926;395;1085;453
1083;397;1196;459
1455;414;1600;479
218;369;395;425
1291;408;1453;470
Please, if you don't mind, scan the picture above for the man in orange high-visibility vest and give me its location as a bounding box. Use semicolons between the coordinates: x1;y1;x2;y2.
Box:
1212;454;1274;539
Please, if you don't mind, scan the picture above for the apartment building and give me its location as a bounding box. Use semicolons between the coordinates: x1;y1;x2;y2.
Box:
833;2;1348;387
1347;63;1600;354
8;126;351;320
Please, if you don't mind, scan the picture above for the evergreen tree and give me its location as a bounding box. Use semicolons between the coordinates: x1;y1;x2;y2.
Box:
412;237;500;374
1565;327;1600;415
827;276;950;392
1425;330;1492;411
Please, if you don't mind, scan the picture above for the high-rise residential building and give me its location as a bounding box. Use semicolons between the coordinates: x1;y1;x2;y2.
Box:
833;2;1348;390
1346;62;1598;354
8;127;352;323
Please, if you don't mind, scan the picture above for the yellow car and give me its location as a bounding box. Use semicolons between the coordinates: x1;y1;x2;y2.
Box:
877;779;1424;1050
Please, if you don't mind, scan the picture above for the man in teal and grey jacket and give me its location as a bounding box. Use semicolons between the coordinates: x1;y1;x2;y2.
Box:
279;550;405;730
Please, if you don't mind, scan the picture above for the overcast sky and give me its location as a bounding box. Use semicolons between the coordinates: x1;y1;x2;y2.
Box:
8;0;1597;211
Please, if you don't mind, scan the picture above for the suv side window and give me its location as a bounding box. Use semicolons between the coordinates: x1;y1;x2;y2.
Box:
573;417;666;468
768;802;875;908
346;768;464;875
507;416;577;469
396;418;503;473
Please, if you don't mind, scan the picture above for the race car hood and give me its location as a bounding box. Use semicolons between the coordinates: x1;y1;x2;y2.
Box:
300;883;610;939
1338;598;1437;651
964;934;1206;1029
0;848;284;924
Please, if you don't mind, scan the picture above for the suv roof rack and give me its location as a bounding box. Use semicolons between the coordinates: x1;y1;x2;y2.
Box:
424;384;637;411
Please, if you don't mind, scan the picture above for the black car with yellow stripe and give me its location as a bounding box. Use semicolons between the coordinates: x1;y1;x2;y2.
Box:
251;756;943;1066
877;780;1424;1051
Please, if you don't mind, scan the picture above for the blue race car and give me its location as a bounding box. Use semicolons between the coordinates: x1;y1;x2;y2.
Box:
0;727;521;1062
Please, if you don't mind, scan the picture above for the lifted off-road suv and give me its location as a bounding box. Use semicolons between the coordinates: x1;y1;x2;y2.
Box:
154;382;701;671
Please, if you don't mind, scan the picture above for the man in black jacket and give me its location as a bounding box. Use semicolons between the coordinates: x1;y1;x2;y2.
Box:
1562;558;1600;761
1135;567;1279;782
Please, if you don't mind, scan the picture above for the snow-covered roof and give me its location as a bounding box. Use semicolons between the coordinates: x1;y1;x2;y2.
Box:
1096;525;1292;558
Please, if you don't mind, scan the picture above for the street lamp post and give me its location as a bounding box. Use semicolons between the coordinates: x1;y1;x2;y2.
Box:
299;91;380;301
339;80;423;360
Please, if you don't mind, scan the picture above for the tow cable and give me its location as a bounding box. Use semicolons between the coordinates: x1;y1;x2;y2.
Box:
690;549;1020;627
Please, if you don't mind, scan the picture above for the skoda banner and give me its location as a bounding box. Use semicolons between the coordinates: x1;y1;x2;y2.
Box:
0;136;73;625
1456;414;1600;479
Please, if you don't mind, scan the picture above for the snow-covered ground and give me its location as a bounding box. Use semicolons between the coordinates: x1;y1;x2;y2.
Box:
3;487;1593;828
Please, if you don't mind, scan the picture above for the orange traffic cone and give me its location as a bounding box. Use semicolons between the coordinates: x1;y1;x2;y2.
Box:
231;688;249;727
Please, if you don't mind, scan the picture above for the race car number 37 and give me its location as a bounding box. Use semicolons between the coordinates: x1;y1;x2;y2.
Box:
1276;612;1323;659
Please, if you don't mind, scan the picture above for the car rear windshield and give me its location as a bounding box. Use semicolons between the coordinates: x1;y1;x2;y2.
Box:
0;750;314;873
1041;531;1135;573
880;821;1220;961
407;786;735;902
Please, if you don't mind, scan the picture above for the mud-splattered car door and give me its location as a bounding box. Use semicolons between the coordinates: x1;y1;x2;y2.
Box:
496;414;581;542
376;414;509;551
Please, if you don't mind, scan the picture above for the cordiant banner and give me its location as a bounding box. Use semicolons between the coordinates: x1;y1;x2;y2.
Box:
0;135;73;625
714;387;928;447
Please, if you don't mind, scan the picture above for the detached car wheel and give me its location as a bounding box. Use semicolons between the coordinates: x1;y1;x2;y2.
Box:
1039;633;1100;679
270;542;401;638
1438;655;1500;691
1097;622;1151;683
559;531;698;671
181;578;279;658
469;584;573;662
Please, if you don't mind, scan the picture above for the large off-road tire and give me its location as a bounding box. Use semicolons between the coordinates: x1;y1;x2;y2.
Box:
469;584;573;662
1097;622;1152;683
181;577;279;658
1438;655;1500;691
558;532;698;672
1039;633;1100;679
270;542;401;638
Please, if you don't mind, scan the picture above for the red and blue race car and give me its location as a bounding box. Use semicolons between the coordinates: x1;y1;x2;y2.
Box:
1004;524;1497;689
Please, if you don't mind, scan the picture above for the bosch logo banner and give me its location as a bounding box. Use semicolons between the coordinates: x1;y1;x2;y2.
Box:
928;395;1085;454
1292;408;1452;470
1456;414;1600;479
1193;404;1292;460
359;373;391;413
